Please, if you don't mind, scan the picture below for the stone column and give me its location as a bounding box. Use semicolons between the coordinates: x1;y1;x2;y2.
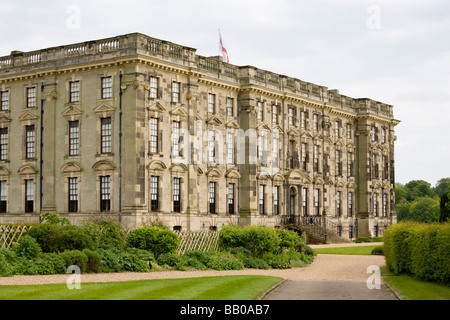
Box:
120;72;147;214
356;118;371;238
237;91;259;226
41;82;58;212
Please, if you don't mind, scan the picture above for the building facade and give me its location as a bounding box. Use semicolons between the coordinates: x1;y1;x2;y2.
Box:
0;33;399;239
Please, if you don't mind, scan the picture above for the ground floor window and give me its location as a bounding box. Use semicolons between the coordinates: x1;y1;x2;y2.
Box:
100;176;111;212
0;180;6;213
173;178;181;213
209;182;216;214
151;176;159;212
25;179;34;213
68;177;79;213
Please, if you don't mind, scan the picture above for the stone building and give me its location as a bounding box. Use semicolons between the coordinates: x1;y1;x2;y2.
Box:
0;33;399;239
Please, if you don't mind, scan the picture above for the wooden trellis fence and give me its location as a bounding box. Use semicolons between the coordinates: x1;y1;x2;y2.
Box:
0;225;33;250
175;230;220;256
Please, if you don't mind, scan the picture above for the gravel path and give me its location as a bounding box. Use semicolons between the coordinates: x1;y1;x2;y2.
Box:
0;244;387;287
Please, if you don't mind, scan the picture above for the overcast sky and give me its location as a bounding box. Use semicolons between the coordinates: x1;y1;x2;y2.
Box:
0;0;449;186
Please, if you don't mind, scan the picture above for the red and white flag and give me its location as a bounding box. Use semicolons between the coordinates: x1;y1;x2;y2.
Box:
219;30;229;63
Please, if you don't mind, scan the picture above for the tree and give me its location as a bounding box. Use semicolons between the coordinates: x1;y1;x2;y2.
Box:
404;180;434;201
395;183;408;204
440;190;450;223
408;197;440;223
434;178;450;197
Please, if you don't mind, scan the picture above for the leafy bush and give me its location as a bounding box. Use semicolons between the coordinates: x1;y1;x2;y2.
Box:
276;229;303;251
81;219;127;251
206;252;244;271
219;226;281;257
384;222;450;285
183;250;213;266
27;224;94;253
12;235;42;260
128;226;180;258
0;254;13;277
218;226;245;249
242;256;270;269
59;250;89;273
262;252;291;269
96;248;122;273
60;226;95;252
40;212;71;226
34;253;67;275
157;252;183;268
82;249;102;273
119;253;150;272
371;246;384;256
183;257;207;270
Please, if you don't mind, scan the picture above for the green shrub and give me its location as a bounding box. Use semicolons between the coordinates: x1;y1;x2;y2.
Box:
96;248;122;273
27;224;63;253
81;219;127;251
206;252;244;271
119;253;150;272
218;226;245;250
219;226;310;260
156;252;183;268
127;226;180;258
12;235;42;260
384;222;450;285
276;229;303;251
384;222;416;275
60;226;95;252
34;253;67;275
40;213;71;226
27;224;95;253
82;249;102;273
226;247;252;260
59;250;89;273
262;252;291;269
242;256;270;269
183;257;207;270
0;254;13;277
244;227;281;257
183;250;213;266
371;246;384;256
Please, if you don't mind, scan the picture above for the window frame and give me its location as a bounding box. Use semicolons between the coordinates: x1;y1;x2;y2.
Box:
172;82;180;103
173;178;181;213
25;179;34;213
70;81;80;103
209;182;216;214
68;177;79;213
150;176;159;212
25;125;36;160
0;90;9;111
149;117;159;154
228;183;235;215
208;93;216;114
0;180;7;213
69;120;80;157
101;117;112;154
101;77;113;99
0;128;8;161
100;175;111;213
26;87;36;108
149;77;158;99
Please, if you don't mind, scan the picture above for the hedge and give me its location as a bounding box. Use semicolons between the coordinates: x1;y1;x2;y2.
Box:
384;222;450;285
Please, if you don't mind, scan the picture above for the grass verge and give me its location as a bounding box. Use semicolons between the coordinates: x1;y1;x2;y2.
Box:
381;267;450;300
313;245;380;255
0;275;283;301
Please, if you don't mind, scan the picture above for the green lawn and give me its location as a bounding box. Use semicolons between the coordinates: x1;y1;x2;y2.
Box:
313;245;380;255
0;275;283;301
381;267;450;300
